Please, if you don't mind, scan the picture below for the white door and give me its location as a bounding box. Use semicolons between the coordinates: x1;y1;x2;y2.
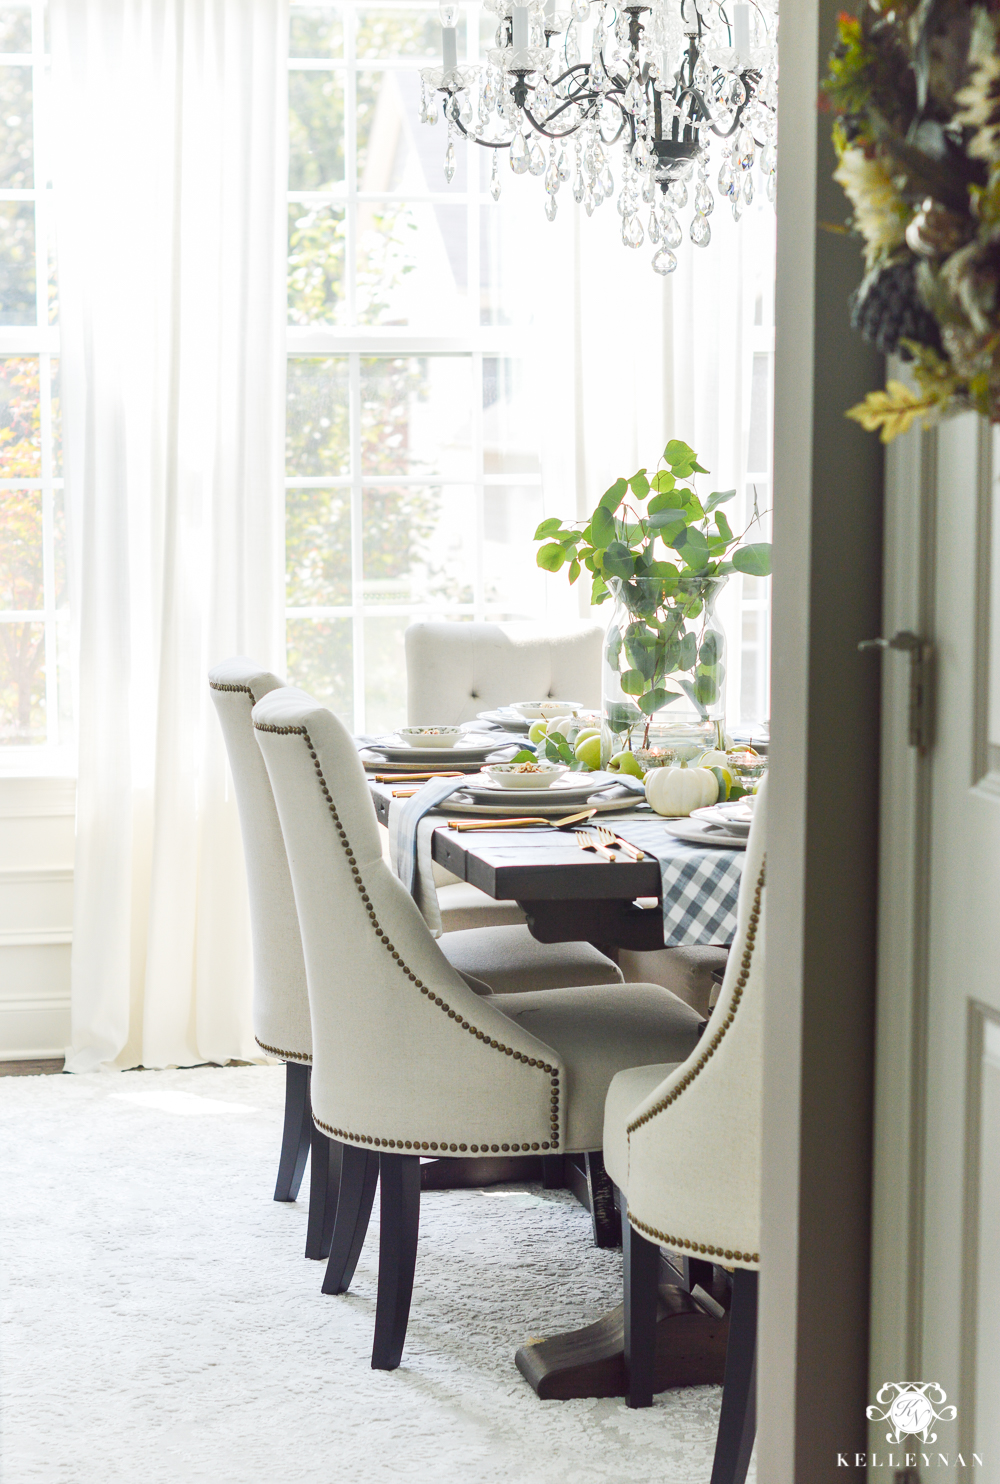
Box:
872;413;1000;1482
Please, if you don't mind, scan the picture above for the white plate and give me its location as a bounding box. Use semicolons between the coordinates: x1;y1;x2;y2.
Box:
663;818;748;850
691;803;753;836
476;709;533;733
364;734;509;764
440;790;644;819
462;774;618;807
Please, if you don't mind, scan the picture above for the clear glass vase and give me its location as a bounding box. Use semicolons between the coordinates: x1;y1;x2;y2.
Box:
600;574;728;767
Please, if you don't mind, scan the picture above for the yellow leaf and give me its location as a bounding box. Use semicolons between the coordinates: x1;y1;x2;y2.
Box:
845;380;942;443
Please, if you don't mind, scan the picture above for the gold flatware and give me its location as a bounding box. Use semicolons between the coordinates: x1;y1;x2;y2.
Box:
574;829;619;862
446;808;597;832
375;771;466;783
595;825;645;860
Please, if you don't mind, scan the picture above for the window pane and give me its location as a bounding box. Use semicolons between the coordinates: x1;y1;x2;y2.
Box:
356;9;447;59
0;487;41;609
483;358;540;474
483;485;545;614
0;6;31;52
362;484;475;605
290;5;342;57
287;203;346;326
289;69;345;191
0;64;32;187
747;352;770;474
363;613;408;735
356;201;467;329
285;486;352;607
0;202;35;325
53;482;67;607
0;619;45;743
286;617;353;727
286;357;350;476
360;355;472;477
0;356;40;477
357;69;465;192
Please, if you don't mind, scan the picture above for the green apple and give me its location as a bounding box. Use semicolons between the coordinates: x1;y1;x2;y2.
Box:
574;726;601;744
574;734;602;770
527;719;548;744
608;750;644;779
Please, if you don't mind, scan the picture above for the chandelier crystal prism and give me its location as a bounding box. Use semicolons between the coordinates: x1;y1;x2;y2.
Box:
419;0;778;273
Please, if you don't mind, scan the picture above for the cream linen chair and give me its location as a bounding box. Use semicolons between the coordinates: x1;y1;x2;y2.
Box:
403;618;604;932
602;777;766;1484
253;687;703;1372
211;657;623;1237
404;618;603;725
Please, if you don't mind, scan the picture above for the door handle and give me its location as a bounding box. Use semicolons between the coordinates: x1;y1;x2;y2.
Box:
858;630;934;751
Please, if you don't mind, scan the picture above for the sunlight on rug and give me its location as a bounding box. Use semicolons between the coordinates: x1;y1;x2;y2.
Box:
0;1065;755;1484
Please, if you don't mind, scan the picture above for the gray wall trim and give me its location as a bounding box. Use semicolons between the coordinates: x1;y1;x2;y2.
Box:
761;0;884;1476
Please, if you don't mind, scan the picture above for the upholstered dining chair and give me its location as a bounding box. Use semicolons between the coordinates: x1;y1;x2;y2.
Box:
404;619;603;725
602;776;767;1484
253;686;705;1373
403;618;603;931
210;657;625;1246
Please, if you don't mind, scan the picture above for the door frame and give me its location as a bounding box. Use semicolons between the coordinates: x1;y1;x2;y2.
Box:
762;0;886;1476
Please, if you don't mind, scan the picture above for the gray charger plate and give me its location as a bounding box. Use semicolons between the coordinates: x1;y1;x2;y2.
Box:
475;709;532;733
364;735;510;764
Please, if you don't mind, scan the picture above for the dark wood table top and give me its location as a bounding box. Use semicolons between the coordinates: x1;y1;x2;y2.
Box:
368;780;660;902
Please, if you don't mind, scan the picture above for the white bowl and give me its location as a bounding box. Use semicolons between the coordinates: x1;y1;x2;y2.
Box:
510;700;581;720
396;727;463;749
485;763;567;790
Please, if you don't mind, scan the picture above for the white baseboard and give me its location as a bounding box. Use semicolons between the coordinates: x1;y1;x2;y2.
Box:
0;943;72;1059
0;999;70;1060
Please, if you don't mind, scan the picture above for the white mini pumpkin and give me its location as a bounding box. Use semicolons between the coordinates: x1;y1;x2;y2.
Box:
644;764;719;817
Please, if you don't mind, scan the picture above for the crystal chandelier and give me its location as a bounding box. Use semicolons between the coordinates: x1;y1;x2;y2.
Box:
419;1;778;274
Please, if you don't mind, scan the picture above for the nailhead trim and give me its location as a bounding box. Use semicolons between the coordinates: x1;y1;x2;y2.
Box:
254;1036;311;1065
313;1112;549;1154
628;1213;759;1267
209;680;259;700
624;858;765;1268
254;718;561;1151
627;859;765;1136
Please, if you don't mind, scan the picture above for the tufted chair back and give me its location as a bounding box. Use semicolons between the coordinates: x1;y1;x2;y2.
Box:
623;776;767;1268
252;687;569;1157
405;620;603;725
208;658;312;1062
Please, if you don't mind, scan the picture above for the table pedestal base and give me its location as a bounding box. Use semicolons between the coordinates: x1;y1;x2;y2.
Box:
515;1279;729;1400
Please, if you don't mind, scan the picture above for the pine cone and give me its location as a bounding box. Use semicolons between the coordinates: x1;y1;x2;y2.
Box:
849;259;943;360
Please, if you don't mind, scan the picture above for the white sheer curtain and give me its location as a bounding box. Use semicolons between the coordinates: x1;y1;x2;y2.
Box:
52;0;288;1072
503;185;771;721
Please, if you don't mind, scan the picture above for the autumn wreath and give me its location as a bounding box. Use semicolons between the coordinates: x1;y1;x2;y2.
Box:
826;1;1000;441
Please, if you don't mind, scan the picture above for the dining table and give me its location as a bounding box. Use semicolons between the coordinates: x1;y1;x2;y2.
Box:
365;768;748;1401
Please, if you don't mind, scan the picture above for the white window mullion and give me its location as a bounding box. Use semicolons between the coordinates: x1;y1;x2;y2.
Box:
344;8;358;328
472;349;485;619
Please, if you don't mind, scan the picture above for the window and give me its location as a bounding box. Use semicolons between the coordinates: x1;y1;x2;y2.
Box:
0;0;64;755
285;2;569;735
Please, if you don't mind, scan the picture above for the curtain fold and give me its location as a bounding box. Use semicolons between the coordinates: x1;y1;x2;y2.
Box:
52;0;288;1071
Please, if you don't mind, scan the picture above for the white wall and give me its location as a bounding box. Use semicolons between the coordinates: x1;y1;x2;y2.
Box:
0;777;75;1059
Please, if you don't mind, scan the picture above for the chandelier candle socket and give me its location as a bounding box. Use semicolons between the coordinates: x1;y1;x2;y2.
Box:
421;0;779;272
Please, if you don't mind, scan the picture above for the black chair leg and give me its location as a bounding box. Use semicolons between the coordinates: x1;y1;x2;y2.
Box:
371;1153;421;1372
321;1144;380;1295
623;1209;661;1408
304;1126;343;1260
585;1151;622;1248
273;1061;312;1203
711;1268;758;1484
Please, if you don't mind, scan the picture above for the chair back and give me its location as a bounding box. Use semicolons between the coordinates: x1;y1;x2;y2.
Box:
252;687;565;1156
405;620;603;725
208;658;311;1061
623;776;768;1269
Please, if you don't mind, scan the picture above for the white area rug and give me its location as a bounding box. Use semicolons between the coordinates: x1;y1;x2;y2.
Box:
1;1065;754;1484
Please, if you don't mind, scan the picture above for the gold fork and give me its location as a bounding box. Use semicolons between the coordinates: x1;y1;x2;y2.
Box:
595;825;645;861
575;829;619;862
